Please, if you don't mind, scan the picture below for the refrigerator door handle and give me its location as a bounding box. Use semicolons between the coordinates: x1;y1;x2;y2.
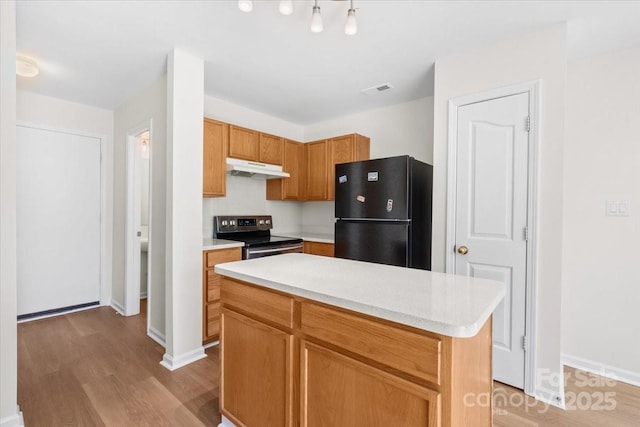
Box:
336;218;412;222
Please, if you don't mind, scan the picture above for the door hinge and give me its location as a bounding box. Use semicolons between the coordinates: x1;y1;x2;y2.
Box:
523;226;528;241
525;116;531;132
522;335;528;351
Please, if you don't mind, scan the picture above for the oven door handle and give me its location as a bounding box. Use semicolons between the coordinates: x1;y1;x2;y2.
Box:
247;243;303;255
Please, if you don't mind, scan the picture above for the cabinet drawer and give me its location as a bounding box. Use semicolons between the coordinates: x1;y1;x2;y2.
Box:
206;247;242;268
206;270;221;302
301;302;442;385
221;278;294;329
206;301;221;338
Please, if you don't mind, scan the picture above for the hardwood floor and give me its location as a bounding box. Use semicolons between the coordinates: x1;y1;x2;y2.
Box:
18;302;221;427
18;304;640;426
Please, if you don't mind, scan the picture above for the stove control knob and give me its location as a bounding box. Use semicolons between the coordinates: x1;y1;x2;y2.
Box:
221;220;228;227
230;220;236;226
259;220;265;225
266;219;271;225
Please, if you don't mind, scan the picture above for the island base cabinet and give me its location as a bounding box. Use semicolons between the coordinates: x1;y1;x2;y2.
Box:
301;340;441;427
220;309;293;427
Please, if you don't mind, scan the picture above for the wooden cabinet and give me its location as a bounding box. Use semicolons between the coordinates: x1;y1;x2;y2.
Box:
259;132;283;165
228;125;259;161
301;340;440;426
220;279;294;427
267;139;305;200
220;277;494;426
306;134;370;201
203;118;228;197
327;134;370;200
221;309;293;427
202;247;241;343
306;140;329;201
303;241;334;257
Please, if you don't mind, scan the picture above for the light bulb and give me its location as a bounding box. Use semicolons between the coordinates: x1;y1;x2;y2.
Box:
279;0;293;16
311;5;323;33
345;9;357;35
238;0;253;13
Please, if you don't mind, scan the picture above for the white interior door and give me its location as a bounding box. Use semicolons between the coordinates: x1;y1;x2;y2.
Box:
454;93;529;388
17;125;101;317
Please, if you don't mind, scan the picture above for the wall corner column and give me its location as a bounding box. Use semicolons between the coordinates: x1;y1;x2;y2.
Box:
162;48;206;370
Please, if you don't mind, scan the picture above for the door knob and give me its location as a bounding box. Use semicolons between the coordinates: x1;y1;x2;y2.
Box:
457;245;468;255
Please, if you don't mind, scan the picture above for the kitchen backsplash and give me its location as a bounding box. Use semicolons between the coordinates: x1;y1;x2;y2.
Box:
202;175;303;237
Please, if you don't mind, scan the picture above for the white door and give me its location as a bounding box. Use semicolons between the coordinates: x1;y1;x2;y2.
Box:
17;125;101;317
454;93;529;388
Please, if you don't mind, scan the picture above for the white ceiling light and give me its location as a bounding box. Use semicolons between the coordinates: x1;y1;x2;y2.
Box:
345;0;357;35
279;0;293;16
311;0;323;33
238;0;253;13
16;55;39;78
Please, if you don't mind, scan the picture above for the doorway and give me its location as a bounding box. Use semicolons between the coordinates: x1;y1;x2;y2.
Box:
446;82;540;394
124;121;152;322
17;125;103;318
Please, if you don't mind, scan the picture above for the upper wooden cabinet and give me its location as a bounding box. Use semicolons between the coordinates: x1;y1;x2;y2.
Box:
203;118;228;198
327;134;370;200
259;133;283;165
267;139;305;200
306;140;329;201
228;125;259;161
305;134;370;201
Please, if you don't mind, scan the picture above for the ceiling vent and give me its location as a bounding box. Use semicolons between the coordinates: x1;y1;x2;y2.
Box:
361;83;394;95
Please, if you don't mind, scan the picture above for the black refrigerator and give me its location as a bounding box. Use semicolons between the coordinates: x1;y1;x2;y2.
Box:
334;155;433;270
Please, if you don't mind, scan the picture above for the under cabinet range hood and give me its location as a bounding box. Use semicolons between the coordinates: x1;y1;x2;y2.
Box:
226;157;290;179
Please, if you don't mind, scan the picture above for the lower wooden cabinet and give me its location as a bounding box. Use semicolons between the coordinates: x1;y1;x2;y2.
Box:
303;241;334;257
221;308;293;427
301;340;440;427
202;247;241;343
219;278;493;427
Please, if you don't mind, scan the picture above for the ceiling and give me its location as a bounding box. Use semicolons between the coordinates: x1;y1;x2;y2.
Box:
15;0;640;124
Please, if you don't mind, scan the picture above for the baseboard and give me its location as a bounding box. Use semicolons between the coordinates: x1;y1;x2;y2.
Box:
17;303;100;323
0;406;24;427
534;386;565;409
203;340;219;349
110;299;125;315
160;347;207;371
147;326;166;347
218;415;235;427
563;353;640;388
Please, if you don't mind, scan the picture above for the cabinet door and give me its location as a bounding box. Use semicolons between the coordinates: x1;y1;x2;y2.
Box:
259;133;283;165
282;140;301;199
203;119;228;197
328;135;354;201
303;242;334;257
229;125;259;161
306;140;328;201
301;341;440;427
221;309;293;427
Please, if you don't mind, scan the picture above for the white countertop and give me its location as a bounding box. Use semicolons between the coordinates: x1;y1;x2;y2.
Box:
215;253;505;338
276;232;334;244
203;238;244;251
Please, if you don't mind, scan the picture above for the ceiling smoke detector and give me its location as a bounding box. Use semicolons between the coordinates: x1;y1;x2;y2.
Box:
360;83;394;95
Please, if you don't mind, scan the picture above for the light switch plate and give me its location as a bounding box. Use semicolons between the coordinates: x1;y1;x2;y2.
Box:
606;199;631;217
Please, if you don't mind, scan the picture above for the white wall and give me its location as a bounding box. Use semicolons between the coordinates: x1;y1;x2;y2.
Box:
301;97;435;234
562;47;640;383
0;1;20;425
433;25;567;404
113;76;167;340
15;91;114;309
162;49;206;369
202;95;305;236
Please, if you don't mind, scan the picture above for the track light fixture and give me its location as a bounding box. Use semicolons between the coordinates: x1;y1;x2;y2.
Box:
238;0;358;35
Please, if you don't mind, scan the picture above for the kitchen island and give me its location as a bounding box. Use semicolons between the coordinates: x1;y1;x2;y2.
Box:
215;253;505;427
